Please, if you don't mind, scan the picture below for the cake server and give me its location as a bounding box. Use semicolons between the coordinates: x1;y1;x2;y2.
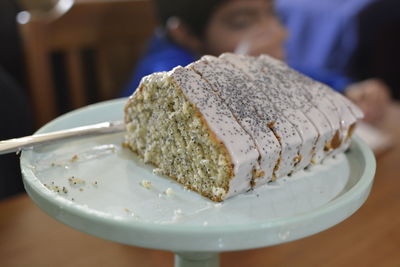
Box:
0;121;125;155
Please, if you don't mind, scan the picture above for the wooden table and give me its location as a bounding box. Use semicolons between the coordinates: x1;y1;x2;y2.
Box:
1;104;400;267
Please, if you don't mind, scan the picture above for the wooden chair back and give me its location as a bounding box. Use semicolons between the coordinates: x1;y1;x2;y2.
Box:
17;0;156;127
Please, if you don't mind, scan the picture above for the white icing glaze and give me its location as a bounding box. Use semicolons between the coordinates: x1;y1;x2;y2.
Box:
192;55;304;182
319;88;360;156
169;67;259;199
220;53;318;171
330;93;363;155
257;55;345;159
316;83;356;137
255;54;337;163
257;55;360;158
337;94;364;120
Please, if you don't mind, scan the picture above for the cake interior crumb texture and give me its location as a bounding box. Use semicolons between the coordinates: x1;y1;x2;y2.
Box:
125;72;233;202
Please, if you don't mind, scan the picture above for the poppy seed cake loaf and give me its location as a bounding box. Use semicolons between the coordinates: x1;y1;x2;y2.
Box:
124;53;363;202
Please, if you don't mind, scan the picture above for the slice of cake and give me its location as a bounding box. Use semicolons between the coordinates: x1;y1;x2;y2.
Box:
124;66;259;202
124;54;363;202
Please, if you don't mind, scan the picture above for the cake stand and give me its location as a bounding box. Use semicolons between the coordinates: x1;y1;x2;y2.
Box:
20;98;376;267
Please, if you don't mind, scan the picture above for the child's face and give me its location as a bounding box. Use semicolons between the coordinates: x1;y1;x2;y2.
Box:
203;0;286;59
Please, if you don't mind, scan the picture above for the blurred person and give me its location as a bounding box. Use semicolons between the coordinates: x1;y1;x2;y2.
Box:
345;79;390;124
276;0;374;92
122;0;287;96
276;0;399;123
276;0;391;123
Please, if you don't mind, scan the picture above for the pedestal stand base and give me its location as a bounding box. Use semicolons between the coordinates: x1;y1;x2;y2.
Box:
174;252;219;267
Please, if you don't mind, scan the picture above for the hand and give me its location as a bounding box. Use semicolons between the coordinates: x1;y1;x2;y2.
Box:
345;79;391;124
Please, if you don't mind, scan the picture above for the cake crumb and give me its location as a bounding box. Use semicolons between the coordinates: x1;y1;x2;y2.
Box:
153;168;163;176
44;183;68;194
68;176;86;186
140;180;152;189
267;120;276;128
70;155;78;163
252;169;265;178
51;162;65;168
122;142;130;149
124;208;135;216
293;155;302;164
164;187;174;196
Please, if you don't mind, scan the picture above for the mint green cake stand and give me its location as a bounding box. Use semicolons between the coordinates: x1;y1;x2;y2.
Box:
20;99;376;267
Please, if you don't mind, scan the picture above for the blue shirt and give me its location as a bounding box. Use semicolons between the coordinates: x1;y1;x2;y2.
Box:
276;0;375;92
122;29;196;96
